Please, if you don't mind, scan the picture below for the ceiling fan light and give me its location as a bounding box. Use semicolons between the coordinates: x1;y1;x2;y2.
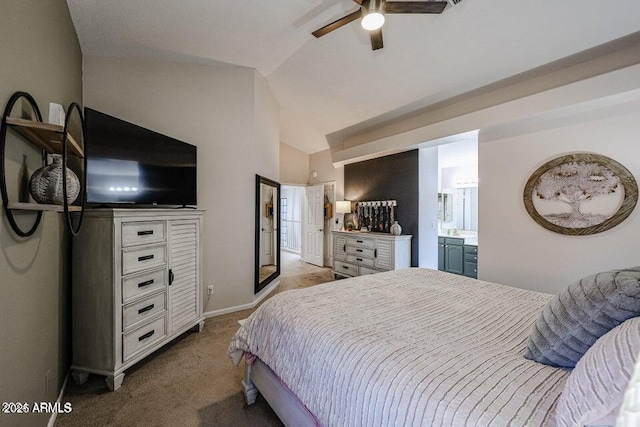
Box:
361;11;385;31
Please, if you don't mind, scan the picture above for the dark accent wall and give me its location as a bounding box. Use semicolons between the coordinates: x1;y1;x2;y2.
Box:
345;150;419;266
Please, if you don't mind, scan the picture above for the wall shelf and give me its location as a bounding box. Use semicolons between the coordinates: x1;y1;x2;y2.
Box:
6;117;84;158
8;202;82;213
1;91;87;237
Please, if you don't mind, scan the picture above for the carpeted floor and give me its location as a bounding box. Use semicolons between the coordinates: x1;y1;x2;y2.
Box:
56;251;334;427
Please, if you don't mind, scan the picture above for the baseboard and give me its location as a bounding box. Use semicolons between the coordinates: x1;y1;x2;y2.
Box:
47;370;69;427
203;278;280;319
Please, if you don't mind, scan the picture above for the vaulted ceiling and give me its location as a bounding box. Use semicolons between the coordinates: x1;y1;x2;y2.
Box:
67;0;640;154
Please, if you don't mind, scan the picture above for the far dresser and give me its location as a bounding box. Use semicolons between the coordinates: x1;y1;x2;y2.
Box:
71;209;204;390
332;230;412;278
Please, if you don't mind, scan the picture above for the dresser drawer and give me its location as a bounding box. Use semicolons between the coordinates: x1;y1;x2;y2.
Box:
123;316;166;362
346;246;375;258
334;261;357;277
347;254;375;267
359;266;379;275
122;244;166;275
122;292;167;331
122;268;167;302
122;221;166;247
346;237;375;249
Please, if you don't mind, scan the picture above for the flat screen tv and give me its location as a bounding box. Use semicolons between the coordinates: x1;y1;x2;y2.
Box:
85;108;197;206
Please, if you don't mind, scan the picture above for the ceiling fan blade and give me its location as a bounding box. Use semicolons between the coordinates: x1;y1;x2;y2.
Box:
383;1;448;13
370;29;383;50
312;9;362;38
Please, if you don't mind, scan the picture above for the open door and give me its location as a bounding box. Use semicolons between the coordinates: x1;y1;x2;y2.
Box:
302;185;324;267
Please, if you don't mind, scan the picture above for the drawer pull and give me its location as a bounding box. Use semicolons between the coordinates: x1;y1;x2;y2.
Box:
137;230;154;236
356;240;363;243
374;249;377;258
138;254;155;262
356;249;363;252
343;244;346;252
356;258;363;262
342;266;349;269
138;279;154;288
474;269;477;273
474;256;477;260
138;304;155;314
138;330;155;341
169;269;174;285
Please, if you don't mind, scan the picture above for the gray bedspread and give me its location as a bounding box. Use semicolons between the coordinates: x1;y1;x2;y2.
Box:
228;268;569;426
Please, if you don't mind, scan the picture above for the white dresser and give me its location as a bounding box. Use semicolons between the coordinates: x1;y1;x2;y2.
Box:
332;231;412;278
71;209;204;390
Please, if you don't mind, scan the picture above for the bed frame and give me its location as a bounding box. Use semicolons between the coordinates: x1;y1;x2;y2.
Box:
243;358;318;426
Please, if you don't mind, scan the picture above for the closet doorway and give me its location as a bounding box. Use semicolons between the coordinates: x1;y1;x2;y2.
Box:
281;182;336;272
281;185;304;255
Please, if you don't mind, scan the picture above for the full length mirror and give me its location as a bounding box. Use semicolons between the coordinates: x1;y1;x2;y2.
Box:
255;175;281;293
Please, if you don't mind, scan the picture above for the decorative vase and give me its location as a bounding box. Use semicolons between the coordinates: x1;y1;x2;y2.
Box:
390;221;402;236
29;155;80;205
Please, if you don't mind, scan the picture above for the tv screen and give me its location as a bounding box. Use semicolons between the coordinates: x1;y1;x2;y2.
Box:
85;108;197;206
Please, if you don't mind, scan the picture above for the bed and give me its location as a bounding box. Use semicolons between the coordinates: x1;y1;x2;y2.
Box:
228;268;571;426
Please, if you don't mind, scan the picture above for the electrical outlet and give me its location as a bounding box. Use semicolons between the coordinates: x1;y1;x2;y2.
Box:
207;285;214;295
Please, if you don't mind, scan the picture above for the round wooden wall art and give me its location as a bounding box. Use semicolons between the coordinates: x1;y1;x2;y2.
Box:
523;153;638;235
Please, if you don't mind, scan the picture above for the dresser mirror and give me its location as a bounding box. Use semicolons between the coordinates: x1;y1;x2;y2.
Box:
255;175;281;293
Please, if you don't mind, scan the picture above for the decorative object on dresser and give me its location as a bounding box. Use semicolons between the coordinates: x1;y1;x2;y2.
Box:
355;200;397;232
29;154;80;205
523;153;638;235
389;221;402;236
71;209;204;391
335;200;352;230
332;230;411;278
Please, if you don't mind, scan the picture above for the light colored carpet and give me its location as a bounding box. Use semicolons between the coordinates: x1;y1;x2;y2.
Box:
56;252;334;427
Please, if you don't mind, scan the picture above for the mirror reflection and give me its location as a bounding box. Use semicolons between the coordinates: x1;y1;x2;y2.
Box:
255;175;281;293
439;187;478;232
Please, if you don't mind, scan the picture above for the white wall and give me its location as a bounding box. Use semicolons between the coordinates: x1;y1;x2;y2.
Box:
479;101;640;294
310;149;344;200
83;56;279;312
280;142;309;185
418;147;439;268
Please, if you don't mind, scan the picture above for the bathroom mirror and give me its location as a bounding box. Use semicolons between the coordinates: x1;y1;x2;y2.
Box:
453;186;478;231
255;175;281;293
438;192;453;223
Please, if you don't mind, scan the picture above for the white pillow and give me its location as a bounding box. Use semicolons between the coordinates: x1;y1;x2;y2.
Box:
556;317;640;427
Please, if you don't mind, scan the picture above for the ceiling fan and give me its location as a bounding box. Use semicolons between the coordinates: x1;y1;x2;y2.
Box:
312;0;449;51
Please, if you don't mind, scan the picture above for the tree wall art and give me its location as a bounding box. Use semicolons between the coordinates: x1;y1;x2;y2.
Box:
523;153;638;235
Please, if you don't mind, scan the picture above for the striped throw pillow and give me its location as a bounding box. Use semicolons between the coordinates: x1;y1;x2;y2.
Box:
556;317;640;427
524;267;640;368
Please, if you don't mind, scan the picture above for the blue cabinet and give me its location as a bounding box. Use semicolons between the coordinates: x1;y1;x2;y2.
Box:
438;237;464;275
438;237;478;279
463;245;478;279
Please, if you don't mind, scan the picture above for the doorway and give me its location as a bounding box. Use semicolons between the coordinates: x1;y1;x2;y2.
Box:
281;185;304;254
281;182;336;271
418;132;478;269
